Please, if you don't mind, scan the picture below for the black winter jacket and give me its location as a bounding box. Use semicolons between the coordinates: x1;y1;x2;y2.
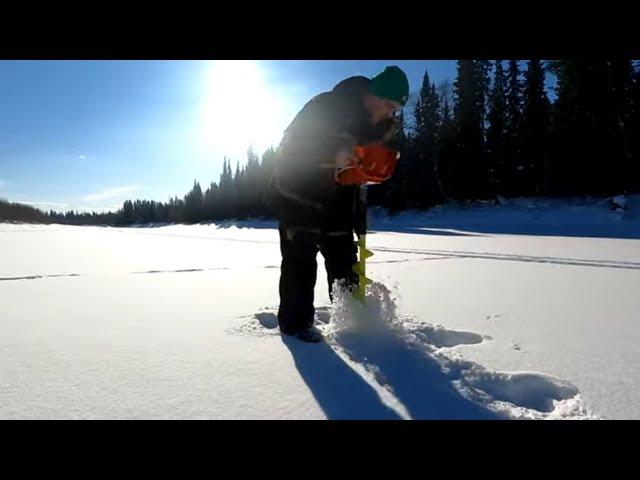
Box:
269;76;397;234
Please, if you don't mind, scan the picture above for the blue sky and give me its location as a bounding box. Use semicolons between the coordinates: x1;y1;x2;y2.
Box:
0;60;549;213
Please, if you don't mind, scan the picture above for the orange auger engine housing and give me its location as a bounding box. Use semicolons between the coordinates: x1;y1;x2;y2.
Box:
335;144;400;186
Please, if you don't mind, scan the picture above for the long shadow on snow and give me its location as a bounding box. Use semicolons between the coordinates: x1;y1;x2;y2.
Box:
332;327;502;420
277;306;500;420
281;334;402;420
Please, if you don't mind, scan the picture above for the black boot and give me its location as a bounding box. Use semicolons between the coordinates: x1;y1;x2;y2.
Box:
282;326;325;344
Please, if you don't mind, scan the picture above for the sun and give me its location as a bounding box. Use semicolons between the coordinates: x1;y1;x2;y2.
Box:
199;60;288;158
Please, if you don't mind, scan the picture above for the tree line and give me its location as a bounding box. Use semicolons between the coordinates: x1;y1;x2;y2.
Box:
3;60;638;226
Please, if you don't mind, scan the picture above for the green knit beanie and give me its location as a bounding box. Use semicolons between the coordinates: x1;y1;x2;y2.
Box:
369;66;410;106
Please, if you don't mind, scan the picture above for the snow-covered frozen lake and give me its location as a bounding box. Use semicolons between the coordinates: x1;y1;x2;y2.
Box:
2;197;640;419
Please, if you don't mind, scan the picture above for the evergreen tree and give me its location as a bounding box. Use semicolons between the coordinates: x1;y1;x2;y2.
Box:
521;60;551;196
505;60;523;195
409;70;442;208
486;60;508;197
453;60;487;199
184;180;203;223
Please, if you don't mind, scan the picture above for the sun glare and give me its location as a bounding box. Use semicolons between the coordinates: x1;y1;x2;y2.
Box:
199;60;289;157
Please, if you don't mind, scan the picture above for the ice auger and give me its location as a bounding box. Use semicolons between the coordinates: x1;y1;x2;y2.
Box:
337;144;399;304
353;233;374;303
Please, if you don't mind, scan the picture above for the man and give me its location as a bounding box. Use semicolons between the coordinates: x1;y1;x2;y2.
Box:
269;66;409;343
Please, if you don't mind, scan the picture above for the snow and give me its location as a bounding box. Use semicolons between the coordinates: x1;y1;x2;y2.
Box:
612;195;628;210
2;195;640;419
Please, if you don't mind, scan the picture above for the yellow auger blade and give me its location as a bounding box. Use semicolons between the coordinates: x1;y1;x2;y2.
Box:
353;234;374;303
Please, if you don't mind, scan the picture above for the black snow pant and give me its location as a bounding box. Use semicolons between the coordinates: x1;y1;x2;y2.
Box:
277;222;359;335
